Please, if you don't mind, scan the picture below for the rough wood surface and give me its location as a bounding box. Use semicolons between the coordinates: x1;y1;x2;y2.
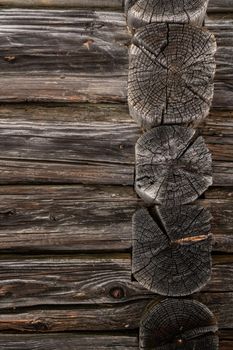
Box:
0;291;230;331
126;0;209;31
0;0;230;11
0;254;230;308
0;104;231;186
0;333;231;350
135;126;212;206
140;299;218;349
0;0;123;8
132;205;212;296
0;185;231;253
0;11;230;106
128;23;216;128
0;4;230;347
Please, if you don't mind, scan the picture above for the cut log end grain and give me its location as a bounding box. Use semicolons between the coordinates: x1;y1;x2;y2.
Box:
135;126;213;206
128;23;216;129
139;299;219;349
132;205;213;296
126;0;209;31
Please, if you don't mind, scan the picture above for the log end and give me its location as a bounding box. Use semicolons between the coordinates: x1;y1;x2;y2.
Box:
132;204;213;296
140;299;219;349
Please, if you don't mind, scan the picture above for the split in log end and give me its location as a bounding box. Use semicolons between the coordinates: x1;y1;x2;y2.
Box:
135;125;213;206
132;204;213;296
128;23;216;129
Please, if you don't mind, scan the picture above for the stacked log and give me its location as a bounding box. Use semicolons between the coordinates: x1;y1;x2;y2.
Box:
126;0;219;348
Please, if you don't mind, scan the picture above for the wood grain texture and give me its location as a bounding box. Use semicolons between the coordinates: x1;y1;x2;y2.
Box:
126;0;209;31
208;0;233;12
135;126;212;205
0;104;231;186
0;334;140;350
0;254;230;309
128;23;216;128
0;185;231;253
132;205;213;296
0;292;230;331
0;0;230;11
139;299;218;349
0;333;231;350
0;11;230;106
0;0;124;8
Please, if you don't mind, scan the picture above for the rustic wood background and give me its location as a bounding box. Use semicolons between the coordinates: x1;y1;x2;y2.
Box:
0;0;232;349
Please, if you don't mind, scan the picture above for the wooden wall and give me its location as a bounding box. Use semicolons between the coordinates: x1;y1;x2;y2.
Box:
0;0;232;348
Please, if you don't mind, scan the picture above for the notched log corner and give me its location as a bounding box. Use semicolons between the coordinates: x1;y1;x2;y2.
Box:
139;299;219;349
135;125;213;206
132;204;213;296
125;0;209;31
128;23;216;129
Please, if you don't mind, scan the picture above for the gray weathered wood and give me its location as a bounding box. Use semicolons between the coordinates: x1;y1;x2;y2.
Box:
132;205;212;296
135;126;212;206
140;299;218;350
0;0;229;11
126;0;209;31
0;0;123;7
0;185;231;253
0;11;230;106
128;23;216;128
0;104;231;186
208;0;233;12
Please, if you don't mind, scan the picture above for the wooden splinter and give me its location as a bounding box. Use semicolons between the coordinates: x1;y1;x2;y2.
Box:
126;0;210;31
128;23;216;129
139;299;219;349
135;125;212;206
132;204;212;296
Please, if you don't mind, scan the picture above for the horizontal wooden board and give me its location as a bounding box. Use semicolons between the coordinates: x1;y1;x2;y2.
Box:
0;185;232;252
0;254;231;309
0;104;232;186
0;11;231;106
0;333;231;350
0;292;231;331
0;0;230;11
208;0;233;12
0;0;124;9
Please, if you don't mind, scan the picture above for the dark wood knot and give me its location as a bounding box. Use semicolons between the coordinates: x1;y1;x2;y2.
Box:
109;286;125;299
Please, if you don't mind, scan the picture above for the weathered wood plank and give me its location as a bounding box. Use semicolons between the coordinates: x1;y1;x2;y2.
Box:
0;254;231;309
0;0;230;12
0;185;232;252
0;0;124;8
0;11;231;106
0;333;230;350
208;0;233;12
0;333;139;350
0;104;232;185
0;334;140;350
0;292;230;331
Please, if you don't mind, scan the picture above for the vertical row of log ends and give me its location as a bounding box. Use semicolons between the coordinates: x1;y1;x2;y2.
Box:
126;0;219;348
